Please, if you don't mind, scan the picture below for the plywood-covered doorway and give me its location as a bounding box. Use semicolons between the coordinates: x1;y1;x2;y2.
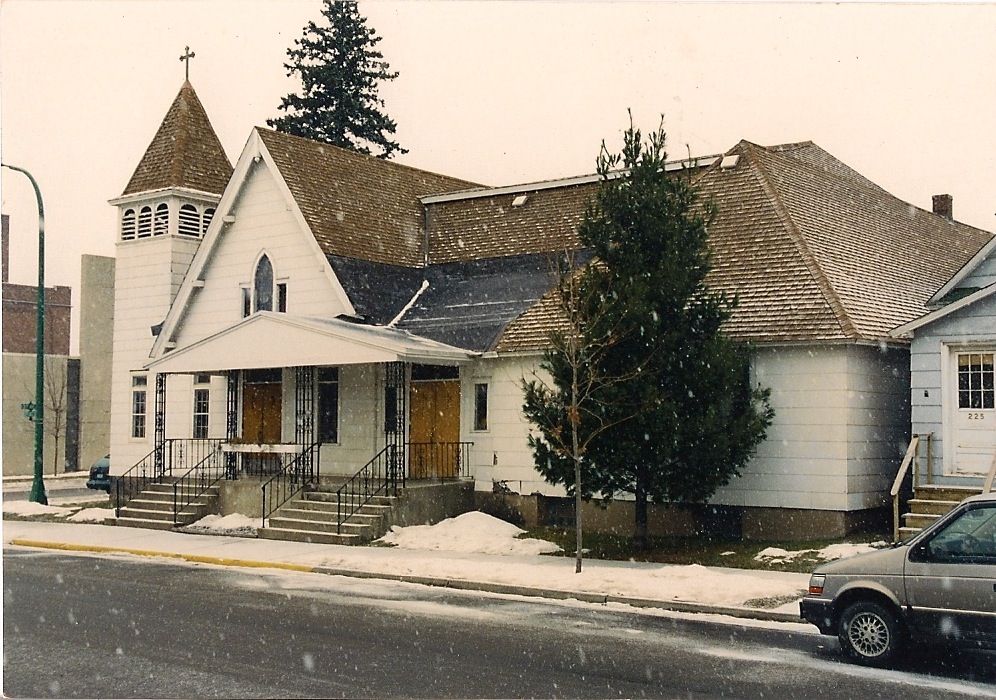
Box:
410;365;460;478
242;369;282;444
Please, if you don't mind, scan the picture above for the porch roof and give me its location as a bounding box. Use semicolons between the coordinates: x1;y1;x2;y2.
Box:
143;312;477;374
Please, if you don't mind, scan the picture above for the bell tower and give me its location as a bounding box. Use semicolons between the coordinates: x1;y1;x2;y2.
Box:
108;76;233;473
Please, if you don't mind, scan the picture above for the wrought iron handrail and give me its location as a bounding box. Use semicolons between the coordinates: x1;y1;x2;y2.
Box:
260;441;321;527
408;441;473;481
172;440;225;526
891;435;921;542
336;444;403;535
115;445;162;517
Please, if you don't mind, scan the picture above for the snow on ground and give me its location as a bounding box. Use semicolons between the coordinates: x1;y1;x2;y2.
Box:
68;508;114;523
1;500;73;517
183;513;258;537
378;511;562;556
754;541;889;564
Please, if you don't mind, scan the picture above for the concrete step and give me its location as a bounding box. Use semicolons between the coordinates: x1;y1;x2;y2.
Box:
287;498;393;517
258;527;362;546
303;491;397;507
913;485;983;503
907;498;961;516
125;497;212;510
115;517;176;531
898;526;921;541
144;483;220;496
903;512;941;530
266;516;373;535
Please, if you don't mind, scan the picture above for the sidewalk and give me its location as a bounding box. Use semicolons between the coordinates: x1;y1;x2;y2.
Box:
2;519;809;624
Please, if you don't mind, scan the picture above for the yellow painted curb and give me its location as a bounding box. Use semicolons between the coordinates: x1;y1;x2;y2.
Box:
9;539;315;573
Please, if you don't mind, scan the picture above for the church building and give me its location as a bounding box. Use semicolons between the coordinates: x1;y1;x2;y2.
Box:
108;79;993;541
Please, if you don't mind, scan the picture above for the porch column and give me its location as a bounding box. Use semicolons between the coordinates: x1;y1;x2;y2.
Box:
225;370;240;478
294;365;316;481
154;373;166;477
384;361;408;488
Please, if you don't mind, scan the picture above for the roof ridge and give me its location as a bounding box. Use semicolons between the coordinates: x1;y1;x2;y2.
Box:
254;127;480;190
739;141;858;339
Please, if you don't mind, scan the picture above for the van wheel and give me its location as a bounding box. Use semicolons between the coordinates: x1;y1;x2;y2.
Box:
838;600;903;666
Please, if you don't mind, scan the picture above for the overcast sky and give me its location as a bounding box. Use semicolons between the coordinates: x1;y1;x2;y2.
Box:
1;1;994;352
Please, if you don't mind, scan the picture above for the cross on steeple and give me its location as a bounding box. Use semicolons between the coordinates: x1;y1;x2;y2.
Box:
179;46;196;80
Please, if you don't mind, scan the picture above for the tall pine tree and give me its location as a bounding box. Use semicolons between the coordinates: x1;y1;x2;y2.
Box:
268;0;406;158
524;116;773;549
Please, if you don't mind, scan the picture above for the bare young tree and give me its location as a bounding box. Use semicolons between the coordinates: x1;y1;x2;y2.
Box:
522;251;648;573
43;357;68;475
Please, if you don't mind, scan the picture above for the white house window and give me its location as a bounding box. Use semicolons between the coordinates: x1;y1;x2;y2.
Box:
121;209;137;240
193;382;210;439
958;353;995;409
318;367;339;443
179;204;200;237
254;255;274;312
474;383;489;431
137;206;153;238
202;208;215;236
131;375;148;438
153;203;169;236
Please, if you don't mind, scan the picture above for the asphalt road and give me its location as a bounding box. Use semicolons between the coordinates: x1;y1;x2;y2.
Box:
3;548;994;699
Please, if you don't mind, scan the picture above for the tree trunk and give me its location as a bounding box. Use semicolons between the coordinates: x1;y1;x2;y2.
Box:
634;463;648;550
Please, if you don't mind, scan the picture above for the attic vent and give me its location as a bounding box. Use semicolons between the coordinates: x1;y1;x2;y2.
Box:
121;209;137;240
720;155;740;170
202;208;215;236
511;194;529;207
137;206;152;238
153;203;169;236
179;204;200;237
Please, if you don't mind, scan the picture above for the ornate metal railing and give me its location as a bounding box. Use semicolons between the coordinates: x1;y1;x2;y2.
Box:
408;441;473;481
114;438;226;517
260;442;321;527
336;444;403;535
172;441;225;526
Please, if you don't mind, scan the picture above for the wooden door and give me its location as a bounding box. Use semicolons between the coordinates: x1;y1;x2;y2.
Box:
410;380;460;478
951;351;996;475
242;383;282;444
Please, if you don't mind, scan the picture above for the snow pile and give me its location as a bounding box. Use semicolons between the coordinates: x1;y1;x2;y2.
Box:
754;541;888;564
378;511;562;556
2;500;73;517
644;563;803;606
184;513;258;537
68;508;114;523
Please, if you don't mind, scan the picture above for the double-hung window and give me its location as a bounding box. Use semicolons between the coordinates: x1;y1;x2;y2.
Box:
131;375;148;438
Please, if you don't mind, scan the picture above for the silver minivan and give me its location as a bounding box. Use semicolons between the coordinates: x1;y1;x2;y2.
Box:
800;493;996;666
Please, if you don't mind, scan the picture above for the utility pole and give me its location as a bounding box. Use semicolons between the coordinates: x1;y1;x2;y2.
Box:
2;163;48;504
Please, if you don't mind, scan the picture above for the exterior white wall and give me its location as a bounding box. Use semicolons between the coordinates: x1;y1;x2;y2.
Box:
172;162;349;349
460;355;567;497
910;292;996;480
314;364;383;476
109;235;201;474
958;255;996;291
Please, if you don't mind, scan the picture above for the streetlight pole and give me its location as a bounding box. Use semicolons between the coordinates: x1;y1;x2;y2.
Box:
2;163;48;504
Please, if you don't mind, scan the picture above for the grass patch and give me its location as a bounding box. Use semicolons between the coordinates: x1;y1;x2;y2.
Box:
521;526;889;573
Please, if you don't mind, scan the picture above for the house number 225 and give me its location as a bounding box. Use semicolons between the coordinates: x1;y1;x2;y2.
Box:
967;412;987;420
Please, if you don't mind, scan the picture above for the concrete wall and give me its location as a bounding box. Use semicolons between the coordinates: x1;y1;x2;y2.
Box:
2;353;73;476
79;255;115;470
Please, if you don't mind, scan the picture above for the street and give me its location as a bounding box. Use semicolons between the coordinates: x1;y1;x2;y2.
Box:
3;548;994;699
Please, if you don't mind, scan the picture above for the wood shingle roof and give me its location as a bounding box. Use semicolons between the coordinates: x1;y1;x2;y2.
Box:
122;81;233;196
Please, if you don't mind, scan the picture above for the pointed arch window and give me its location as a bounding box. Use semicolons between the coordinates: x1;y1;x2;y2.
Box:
121;209;137;240
137;206;153;238
153;203;169;236
254;255;274;312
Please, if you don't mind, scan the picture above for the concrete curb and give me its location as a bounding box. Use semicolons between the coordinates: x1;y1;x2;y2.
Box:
9;538;801;624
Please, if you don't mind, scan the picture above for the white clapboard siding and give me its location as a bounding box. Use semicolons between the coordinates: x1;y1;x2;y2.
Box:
109;236;202;474
173;163;349;348
958;254;996;291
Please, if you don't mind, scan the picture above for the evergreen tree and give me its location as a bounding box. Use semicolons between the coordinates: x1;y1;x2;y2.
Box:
268;0;406;158
524;116;773;549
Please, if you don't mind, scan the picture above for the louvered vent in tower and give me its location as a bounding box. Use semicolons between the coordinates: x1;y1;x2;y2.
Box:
179;204;200;237
202;207;215;236
122;209;137;240
153;203;169;236
137;206;152;238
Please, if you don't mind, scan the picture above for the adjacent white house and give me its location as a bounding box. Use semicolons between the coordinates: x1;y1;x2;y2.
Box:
108;81;993;540
893;223;996;488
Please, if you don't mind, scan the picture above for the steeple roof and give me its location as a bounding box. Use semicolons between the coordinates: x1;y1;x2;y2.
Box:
122;81;233;196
